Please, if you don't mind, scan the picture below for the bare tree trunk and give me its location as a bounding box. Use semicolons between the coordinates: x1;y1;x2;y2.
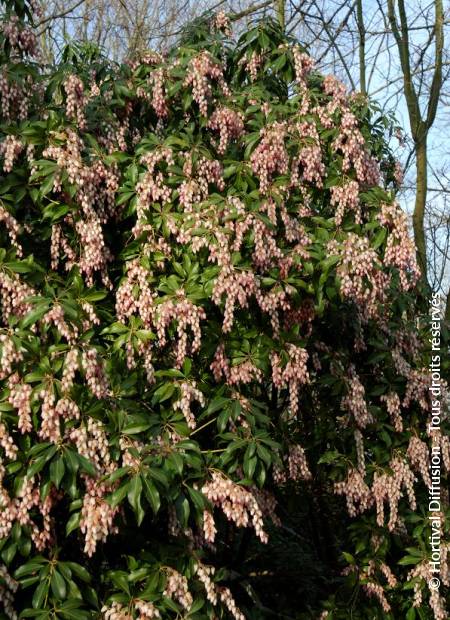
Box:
414;135;428;280
356;0;366;95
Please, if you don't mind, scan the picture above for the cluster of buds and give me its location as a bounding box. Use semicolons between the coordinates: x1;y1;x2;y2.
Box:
1;16;36;55
330;234;389;320
407;436;431;487
150;68;168;118
75;217;112;289
380;391;403;432
43;304;78;343
354;429;365;475
372;456;416;530
0;421;18;460
0;205;22;256
0;71;30;121
0;271;36;323
407;561;447;620
64;74;88;129
207;106;244;154
333;110;380;185
271;345;310;417
287;444;312;481
116;259;156;328
61;348;79;393
135;148;174;232
334;468;372;517
330;180;360;226
0;135;23;173
179;156;224;211
212;269;258;333
218;587;245;620
292;46;314;84
202;509;217;542
0;334;22;379
0;563;18;620
50;224;77;271
238;52;263;82
80;478;118;556
196;563;217;605
212;11;231;36
81;348;110;399
202;472;268;543
403;369;430;411
341;366;373;429
184;51;230;116
102;602;132;620
69;418;111;474
8;374;32;434
251;123;288;193
291;121;325;187
173;381;205;429
378;202;420;290
155;293;206;368
163;568;193;611
134;600;161;619
38;384;59;443
227;360;263;386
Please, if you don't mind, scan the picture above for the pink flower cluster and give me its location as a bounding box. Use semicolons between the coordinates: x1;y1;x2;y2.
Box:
333;111;380;185
250;123;288;193
184;51;230;116
330;234;389;320
155;292;206;368
372;456;416;530
238;52;262;82
150;68;168;118
163;568;193;611
0;272;35;322
334;468;372;517
81;348;110;399
0;135;23;173
380;391;403;432
0;334;22;379
116;259;156;328
201;472;268;543
1;16;36;55
8;374;32;434
407;436;431;487
207;106;244;154
271;345;310;417
378;202;420;289
330;180;360;226
341;366;373;429
291;121;325;187
173;380;205;429
0;204;22;256
64;74;87;129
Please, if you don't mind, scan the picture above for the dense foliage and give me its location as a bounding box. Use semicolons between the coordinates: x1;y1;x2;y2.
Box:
0;1;448;618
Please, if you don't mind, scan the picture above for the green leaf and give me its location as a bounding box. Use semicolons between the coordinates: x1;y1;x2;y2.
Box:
142;476;160;514
50;570;67;600
49;456;65;489
32;580;49;609
65;512;81;536
128;475;145;525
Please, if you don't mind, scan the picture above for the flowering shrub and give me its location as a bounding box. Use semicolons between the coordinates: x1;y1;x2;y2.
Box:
0;2;448;619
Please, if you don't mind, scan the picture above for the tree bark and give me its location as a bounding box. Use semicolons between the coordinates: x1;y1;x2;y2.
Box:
414;135;428;280
356;0;366;95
